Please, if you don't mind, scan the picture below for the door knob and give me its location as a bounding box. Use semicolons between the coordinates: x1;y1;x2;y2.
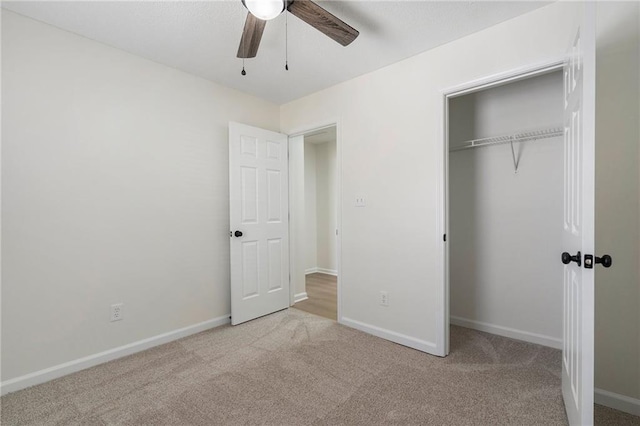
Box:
596;255;612;268
584;254;612;269
561;251;581;267
234;230;243;237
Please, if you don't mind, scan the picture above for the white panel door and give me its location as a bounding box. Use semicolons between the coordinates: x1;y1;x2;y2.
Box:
561;3;596;425
229;122;289;325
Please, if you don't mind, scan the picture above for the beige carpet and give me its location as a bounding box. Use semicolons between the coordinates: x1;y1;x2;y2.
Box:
2;309;638;425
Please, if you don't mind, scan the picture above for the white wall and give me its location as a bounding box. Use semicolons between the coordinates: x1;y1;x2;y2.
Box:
594;2;640;401
304;142;317;271
449;72;564;347
1;11;280;382
315;140;337;273
304;139;337;275
449;72;564;146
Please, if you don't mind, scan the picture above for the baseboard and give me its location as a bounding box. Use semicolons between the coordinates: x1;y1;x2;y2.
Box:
294;292;308;303
341;317;438;354
316;268;337;276
0;314;230;396
595;388;640;416
450;316;562;349
305;267;337;276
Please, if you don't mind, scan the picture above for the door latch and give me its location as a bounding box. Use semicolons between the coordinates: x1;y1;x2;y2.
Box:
583;254;612;269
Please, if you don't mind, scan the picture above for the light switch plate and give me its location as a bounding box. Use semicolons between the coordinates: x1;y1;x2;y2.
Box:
355;196;366;207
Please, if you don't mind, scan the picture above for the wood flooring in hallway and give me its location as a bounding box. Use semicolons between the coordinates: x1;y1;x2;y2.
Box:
293;273;337;320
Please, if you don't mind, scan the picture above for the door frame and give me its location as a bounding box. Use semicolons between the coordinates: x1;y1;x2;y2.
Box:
437;58;566;356
287;120;343;323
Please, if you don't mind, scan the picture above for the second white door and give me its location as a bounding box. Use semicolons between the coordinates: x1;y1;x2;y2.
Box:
561;3;596;425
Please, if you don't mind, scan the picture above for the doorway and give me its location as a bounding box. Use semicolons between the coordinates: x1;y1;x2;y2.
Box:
447;69;565;350
289;125;339;321
440;61;569;355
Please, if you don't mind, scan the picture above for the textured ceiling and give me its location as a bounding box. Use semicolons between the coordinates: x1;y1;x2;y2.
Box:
2;1;550;105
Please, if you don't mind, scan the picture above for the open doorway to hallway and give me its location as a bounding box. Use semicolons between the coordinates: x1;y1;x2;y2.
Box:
291;126;338;320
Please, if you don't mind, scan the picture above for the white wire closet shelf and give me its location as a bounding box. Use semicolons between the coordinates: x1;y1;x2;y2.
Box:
449;126;564;152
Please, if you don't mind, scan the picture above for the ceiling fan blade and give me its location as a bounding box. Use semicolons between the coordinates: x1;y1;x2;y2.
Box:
237;12;267;58
287;0;359;46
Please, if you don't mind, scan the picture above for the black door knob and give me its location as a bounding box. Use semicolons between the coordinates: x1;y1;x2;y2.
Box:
596;254;612;268
234;230;243;237
561;251;581;267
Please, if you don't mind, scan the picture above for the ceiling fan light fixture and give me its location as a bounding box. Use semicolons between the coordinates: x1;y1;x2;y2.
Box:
242;0;285;21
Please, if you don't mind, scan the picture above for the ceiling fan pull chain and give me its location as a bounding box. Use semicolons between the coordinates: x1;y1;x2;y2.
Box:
285;10;289;71
241;29;246;76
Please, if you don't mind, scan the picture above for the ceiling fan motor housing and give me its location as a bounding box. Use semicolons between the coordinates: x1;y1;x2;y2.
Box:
241;0;286;21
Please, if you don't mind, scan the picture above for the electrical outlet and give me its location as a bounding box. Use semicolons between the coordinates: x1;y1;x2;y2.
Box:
110;303;124;322
380;291;389;307
355;196;366;207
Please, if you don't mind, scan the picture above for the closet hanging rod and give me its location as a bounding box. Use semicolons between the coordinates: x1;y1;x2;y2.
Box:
449;127;564;152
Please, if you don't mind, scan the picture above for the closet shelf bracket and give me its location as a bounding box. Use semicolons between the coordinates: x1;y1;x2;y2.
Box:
510;137;520;173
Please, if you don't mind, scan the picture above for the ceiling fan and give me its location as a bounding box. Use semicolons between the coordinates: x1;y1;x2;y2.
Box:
237;0;359;59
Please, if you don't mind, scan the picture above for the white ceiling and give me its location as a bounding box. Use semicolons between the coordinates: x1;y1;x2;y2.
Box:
2;1;550;105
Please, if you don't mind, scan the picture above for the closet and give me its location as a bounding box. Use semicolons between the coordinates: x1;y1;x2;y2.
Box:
448;70;564;349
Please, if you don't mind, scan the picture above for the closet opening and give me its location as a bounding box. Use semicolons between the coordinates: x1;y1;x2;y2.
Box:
446;68;565;353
